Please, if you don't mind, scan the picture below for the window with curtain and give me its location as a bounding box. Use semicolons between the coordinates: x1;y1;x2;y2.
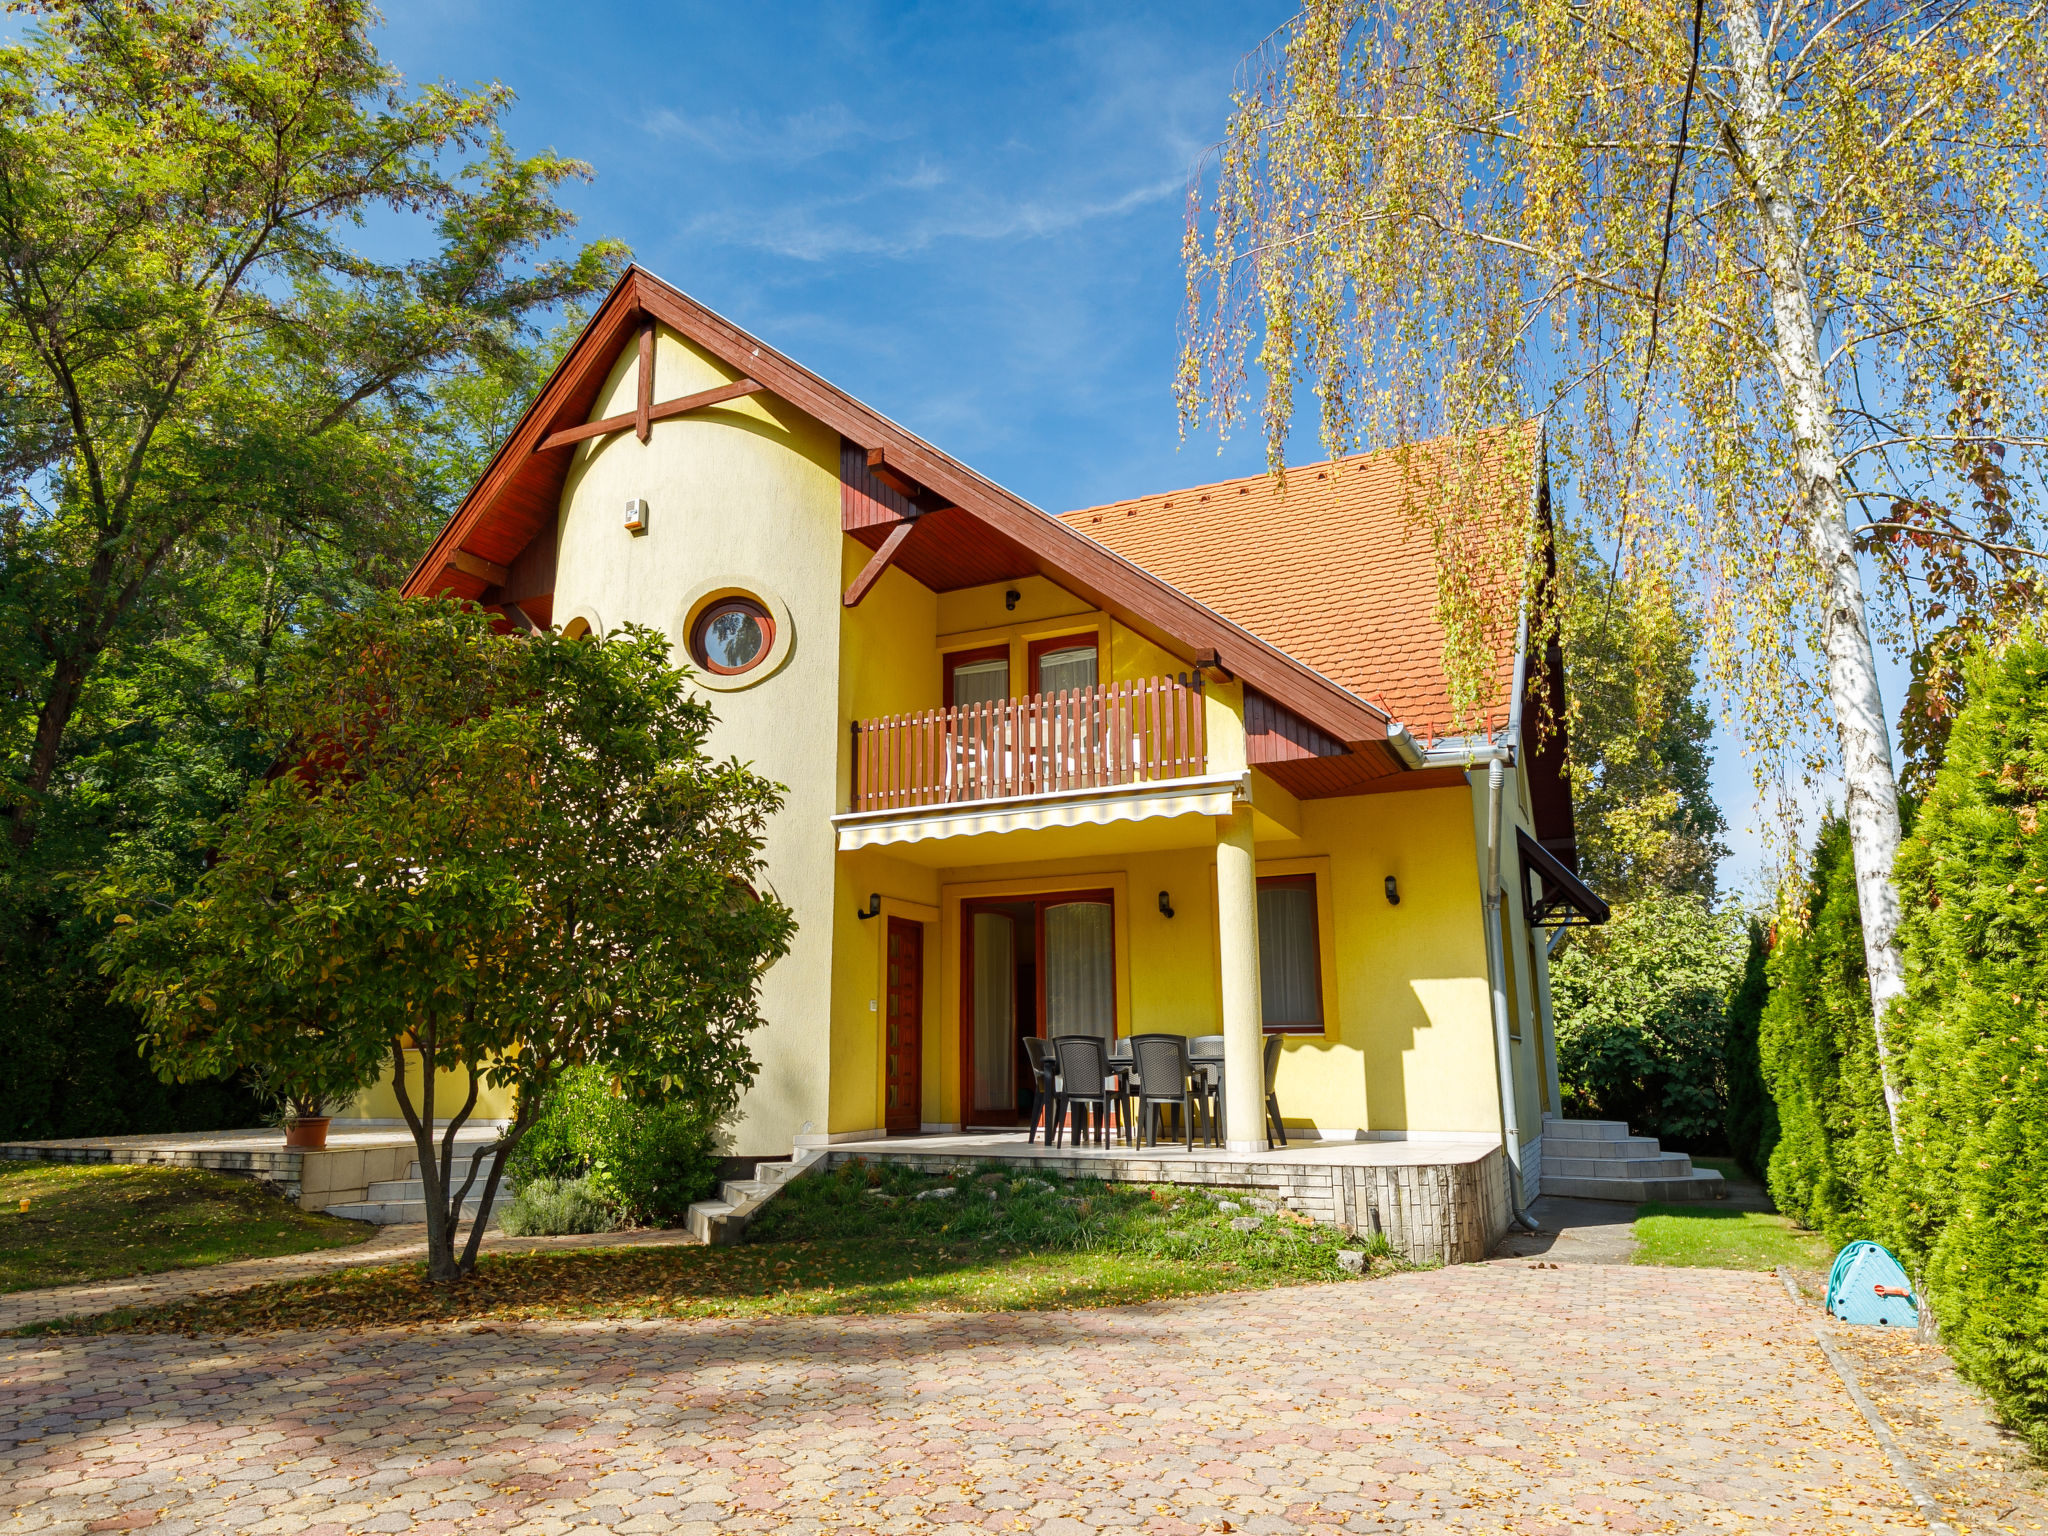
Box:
1035;644;1097;695
949;654;1008;708
1258;876;1323;1032
971;912;1016;1109
1043;900;1114;1042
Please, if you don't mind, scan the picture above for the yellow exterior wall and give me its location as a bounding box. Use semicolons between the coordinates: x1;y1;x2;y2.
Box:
1252;786;1500;1136
380;333;1545;1154
1459;763;1551;1150
821;777;1500;1140
551;325;846;1156
350;1059;516;1123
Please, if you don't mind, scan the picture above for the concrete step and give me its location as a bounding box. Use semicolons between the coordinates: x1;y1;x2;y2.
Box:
331;1149;512;1225
1544;1167;1728;1203
1542;1117;1632;1140
1542;1134;1664;1160
324;1198;503;1225
686;1153;814;1245
1548;1153;1696;1180
364;1178;514;1203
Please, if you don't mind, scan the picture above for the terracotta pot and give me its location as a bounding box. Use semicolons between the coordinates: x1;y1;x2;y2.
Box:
283;1116;331;1149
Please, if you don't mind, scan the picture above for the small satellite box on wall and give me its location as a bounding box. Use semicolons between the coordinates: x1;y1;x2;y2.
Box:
623;498;649;535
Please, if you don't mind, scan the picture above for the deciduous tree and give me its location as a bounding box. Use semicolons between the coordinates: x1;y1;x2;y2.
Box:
100;598;794;1282
0;0;623;846
1179;0;2048;1138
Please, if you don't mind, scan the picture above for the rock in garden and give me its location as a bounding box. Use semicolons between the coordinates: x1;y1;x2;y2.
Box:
1337;1250;1368;1274
1215;1200;1241;1214
915;1186;956;1201
1249;1198;1278;1214
1229;1216;1261;1232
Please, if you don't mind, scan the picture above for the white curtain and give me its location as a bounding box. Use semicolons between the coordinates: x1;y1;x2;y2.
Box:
951;657;1008;708
1036;645;1097;695
1044;900;1114;1042
972;913;1016;1108
1258;882;1321;1027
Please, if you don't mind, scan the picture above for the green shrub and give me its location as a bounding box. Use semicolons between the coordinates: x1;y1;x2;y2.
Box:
1758;816;1892;1235
1721;919;1778;1179
747;1158;1376;1281
1550;894;1745;1145
1888;630;2048;1457
498;1176;621;1238
507;1067;721;1228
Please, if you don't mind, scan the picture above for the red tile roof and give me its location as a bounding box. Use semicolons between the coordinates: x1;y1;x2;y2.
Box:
1059;429;1539;744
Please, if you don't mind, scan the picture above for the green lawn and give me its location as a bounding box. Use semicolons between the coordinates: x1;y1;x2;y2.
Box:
1632;1203;1833;1271
0;1160;374;1293
23;1158;1395;1335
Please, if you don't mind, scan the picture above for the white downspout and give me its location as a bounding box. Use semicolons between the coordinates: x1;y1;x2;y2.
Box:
1485;445;1543;1233
1484;742;1538;1231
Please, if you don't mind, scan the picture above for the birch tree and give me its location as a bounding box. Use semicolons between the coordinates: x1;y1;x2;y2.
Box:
1178;0;2048;1136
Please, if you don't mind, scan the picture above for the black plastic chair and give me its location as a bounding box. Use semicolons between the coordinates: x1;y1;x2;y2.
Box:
1022;1036;1057;1144
1127;1034;1207;1149
1189;1035;1225;1139
1050;1035;1116;1148
1263;1033;1288;1147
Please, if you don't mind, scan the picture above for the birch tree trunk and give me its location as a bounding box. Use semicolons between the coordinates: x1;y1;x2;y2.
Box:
1724;2;1905;1140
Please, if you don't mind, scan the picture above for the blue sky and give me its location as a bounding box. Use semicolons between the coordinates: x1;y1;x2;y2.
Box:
374;1;1879;898
380;1;1299;508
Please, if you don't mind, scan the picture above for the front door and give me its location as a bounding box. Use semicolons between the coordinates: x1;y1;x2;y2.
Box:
885;919;923;1134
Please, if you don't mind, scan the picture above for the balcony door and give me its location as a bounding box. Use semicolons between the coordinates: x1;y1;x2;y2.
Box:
945;646;1009;708
961;888;1115;1127
1030;638;1098;695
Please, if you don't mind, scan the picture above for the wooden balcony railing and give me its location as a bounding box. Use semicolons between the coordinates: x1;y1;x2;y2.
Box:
850;676;1208;813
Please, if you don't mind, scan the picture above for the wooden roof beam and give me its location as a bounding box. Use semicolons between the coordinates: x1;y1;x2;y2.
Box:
535;377;764;453
866;445;924;500
450;549;510;586
843;513;922;607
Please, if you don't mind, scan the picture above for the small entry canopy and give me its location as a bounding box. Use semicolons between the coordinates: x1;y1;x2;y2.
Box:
1517;827;1610;928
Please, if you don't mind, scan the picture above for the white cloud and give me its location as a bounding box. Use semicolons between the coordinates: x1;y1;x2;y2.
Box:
641;102;906;165
683;175;1183;262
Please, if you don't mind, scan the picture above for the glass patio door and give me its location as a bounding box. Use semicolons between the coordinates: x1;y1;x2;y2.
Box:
970;912;1017;1115
1043;899;1113;1044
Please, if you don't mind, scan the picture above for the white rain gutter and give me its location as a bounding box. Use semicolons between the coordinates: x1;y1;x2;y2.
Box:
1480;424;1547;1234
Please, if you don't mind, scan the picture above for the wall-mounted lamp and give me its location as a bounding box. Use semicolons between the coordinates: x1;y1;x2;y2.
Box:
1005;588;1021;611
1384;876;1401;906
856;893;881;921
1158;890;1175;919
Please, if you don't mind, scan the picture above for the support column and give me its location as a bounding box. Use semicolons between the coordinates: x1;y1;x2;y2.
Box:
1217;807;1266;1151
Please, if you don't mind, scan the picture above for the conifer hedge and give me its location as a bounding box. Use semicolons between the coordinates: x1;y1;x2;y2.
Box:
1888;632;2048;1455
1721;920;1777;1180
1758;817;1894;1234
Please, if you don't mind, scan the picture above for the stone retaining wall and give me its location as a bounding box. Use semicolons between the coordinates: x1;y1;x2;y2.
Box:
822;1145;1510;1266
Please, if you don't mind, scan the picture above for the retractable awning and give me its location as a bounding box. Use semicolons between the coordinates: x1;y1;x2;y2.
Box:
1517;827;1610;928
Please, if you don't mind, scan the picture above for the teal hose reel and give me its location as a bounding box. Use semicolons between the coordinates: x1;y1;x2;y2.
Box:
1826;1240;1919;1327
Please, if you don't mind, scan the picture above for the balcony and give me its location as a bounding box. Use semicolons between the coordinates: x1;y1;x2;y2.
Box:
837;676;1238;856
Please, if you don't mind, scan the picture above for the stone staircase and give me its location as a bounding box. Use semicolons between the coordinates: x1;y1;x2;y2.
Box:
1540;1117;1726;1203
324;1147;512;1226
685;1153;816;1245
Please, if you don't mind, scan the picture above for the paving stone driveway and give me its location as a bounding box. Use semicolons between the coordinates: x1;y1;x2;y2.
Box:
2;1262;1923;1535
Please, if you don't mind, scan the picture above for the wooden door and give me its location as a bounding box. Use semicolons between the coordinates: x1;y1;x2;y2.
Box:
885;919;923;1134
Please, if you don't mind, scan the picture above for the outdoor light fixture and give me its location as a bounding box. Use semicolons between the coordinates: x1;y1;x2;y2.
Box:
623;498;649;534
856;893;881;921
1158;890;1175;919
1005;588;1021;610
1384;876;1401;906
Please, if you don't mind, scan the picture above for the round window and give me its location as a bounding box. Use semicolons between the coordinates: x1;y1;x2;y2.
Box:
690;597;774;676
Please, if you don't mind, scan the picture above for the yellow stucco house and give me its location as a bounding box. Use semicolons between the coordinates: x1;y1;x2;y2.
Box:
378;266;1618;1207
